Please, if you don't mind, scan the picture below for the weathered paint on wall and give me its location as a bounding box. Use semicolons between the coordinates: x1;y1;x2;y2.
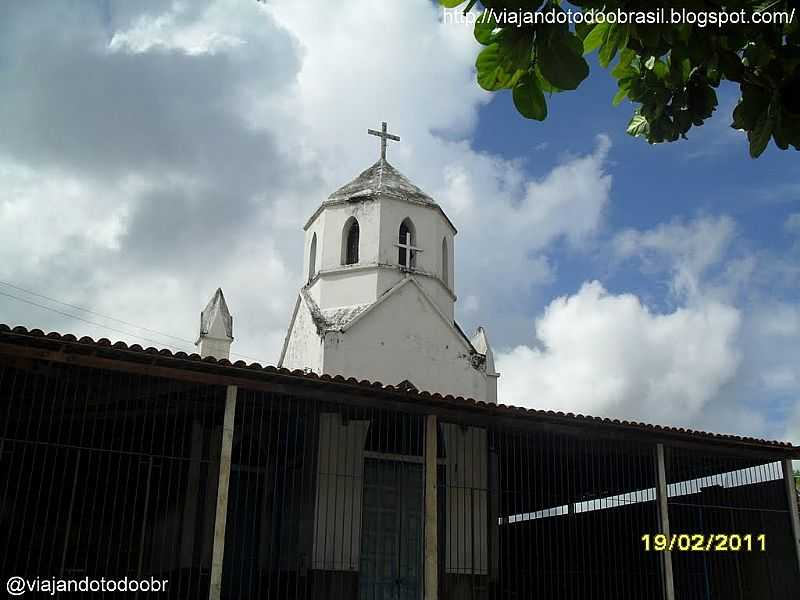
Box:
323;280;490;401
312;413;370;571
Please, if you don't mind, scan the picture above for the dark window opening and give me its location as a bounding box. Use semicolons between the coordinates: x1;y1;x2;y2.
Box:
345;219;359;265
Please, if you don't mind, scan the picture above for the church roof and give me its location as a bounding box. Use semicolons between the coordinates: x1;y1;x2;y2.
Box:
299;288;372;333
327;158;436;205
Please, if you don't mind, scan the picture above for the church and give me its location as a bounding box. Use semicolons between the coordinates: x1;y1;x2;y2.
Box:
195;122;498;403
1;124;799;600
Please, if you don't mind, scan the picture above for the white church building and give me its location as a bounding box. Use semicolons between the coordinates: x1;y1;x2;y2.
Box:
198;123;499;404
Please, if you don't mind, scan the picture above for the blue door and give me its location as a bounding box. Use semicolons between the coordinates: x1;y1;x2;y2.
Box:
359;459;424;600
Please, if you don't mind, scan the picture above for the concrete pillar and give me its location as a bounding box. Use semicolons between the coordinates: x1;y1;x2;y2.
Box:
208;385;238;600
424;414;438;600
655;444;675;600
782;459;800;576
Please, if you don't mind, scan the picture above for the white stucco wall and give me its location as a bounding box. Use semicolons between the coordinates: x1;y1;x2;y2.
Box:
197;337;232;360
314;201;380;271
321;279;490;401
281;296;323;373
312;267;379;309
377;198;454;318
303;197;455;314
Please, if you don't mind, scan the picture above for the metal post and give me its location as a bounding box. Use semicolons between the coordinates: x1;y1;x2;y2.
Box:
424;414;438;600
782;459;800;575
181;420;203;567
655;444;675;600
209;385;238;600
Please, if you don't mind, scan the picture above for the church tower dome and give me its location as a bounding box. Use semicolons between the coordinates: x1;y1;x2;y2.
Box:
279;122;498;404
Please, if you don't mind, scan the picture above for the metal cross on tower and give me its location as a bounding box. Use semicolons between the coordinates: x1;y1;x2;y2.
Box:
367;121;400;161
397;231;422;270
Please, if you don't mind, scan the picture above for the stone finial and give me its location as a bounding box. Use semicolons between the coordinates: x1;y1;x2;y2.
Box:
471;326;500;404
196;288;234;359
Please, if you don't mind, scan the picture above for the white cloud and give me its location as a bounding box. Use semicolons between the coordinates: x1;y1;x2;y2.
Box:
5;0;796;445
786;212;800;236
613;215;736;300
109;1;246;56
0;0;614;365
497;281;741;426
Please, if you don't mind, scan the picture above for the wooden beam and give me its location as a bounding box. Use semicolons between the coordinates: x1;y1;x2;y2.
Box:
655;444;675;600
782;459;800;576
424;414;438;600
209;385;237;600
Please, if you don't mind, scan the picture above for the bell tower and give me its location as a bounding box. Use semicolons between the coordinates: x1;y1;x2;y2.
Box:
280;123;498;403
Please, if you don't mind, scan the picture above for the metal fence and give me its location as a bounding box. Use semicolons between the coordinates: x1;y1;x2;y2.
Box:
0;358;226;596
436;422;663;600
1;349;798;600
666;448;797;599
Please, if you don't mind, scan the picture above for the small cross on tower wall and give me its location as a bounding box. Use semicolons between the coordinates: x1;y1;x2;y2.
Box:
367;121;400;161
397;231;422;270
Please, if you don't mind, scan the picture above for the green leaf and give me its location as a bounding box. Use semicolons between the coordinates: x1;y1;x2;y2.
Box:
498;31;533;74
535;65;560;94
748;111;773;157
476;44;515;91
575;21;595;42
612;49;637;79
513;74;548;120
732;84;770;130
612;64;637;81
652;60;668;80
599;24;629;68
744;41;774;69
773;116;790;150
627;113;649;137
583;22;609;55
537;32;590;91
440;0;466;8
612;86;628;106
474;10;498;45
635;24;661;48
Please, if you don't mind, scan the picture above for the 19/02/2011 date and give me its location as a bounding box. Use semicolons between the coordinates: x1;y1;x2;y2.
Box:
641;533;766;552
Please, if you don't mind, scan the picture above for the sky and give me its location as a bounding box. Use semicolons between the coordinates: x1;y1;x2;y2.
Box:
1;0;798;445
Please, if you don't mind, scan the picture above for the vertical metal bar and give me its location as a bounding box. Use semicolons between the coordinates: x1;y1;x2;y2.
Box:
59;448;82;577
782;458;800;576
137;456;154;578
655;444;675;600
239;389;254;599
208;384;238;600
424;414;438;600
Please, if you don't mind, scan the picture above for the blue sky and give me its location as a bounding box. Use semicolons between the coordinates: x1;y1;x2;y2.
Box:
477;77;798;322
0;0;798;444
470;53;799;440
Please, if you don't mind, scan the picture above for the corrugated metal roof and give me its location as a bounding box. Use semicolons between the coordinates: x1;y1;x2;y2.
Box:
0;323;796;453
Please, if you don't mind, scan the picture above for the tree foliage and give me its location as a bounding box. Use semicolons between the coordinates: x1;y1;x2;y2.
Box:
441;0;800;157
